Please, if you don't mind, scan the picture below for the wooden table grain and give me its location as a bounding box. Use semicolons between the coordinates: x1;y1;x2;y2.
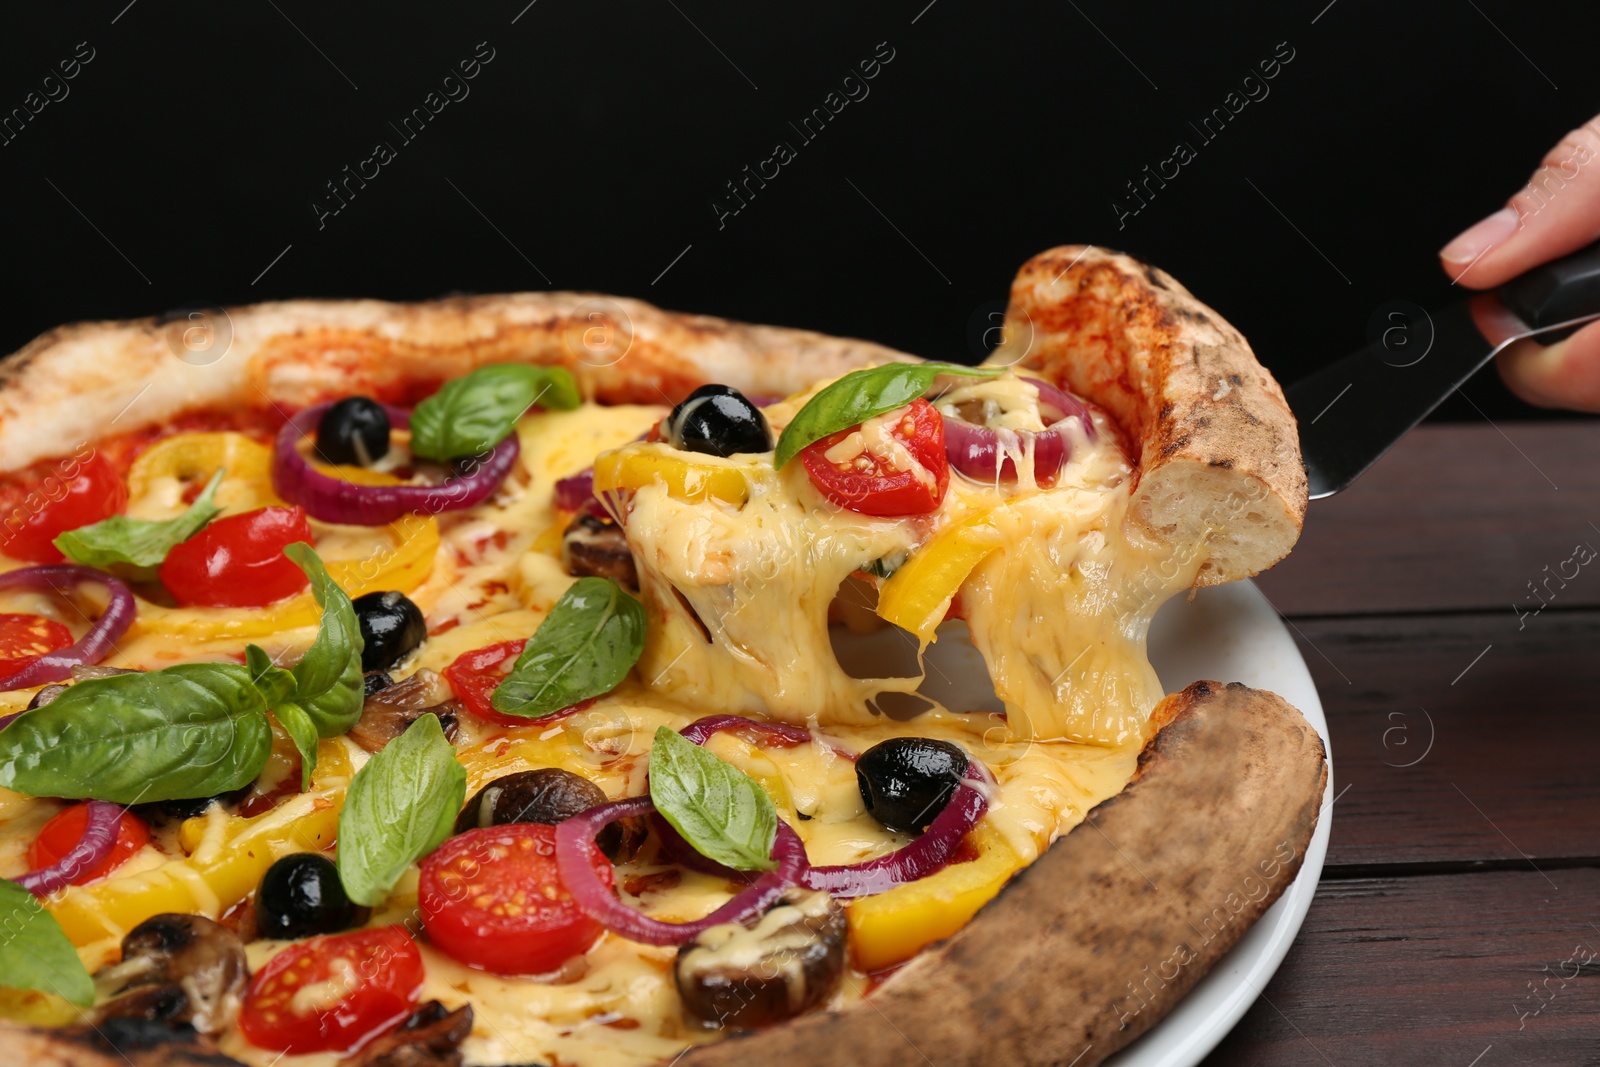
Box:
1201;420;1600;1066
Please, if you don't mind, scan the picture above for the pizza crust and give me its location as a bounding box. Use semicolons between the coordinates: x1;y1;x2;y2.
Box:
0;294;912;471
997;246;1307;583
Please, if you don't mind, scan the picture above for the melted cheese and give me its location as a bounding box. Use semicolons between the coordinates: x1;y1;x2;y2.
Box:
0;373;1204;1067
288;958;362;1015
820;407;938;492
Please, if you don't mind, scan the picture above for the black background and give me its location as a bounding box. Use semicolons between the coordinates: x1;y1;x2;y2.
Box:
2;0;1596;421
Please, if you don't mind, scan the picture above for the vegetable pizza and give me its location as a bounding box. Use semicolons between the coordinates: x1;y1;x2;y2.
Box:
0;246;1325;1067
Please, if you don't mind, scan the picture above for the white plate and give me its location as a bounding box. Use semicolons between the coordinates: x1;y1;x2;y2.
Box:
1103;578;1334;1066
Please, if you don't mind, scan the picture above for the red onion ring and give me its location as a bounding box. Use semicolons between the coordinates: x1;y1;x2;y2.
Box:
556;795;808;946
553;469;595;512
940;377;1096;483
1026;377;1098;431
679;714;812;748
272;402;522;525
16;800;123;897
678;714;857;761
801;760;993;899
555;419;659;518
649;811;748;879
0;566;134;693
943;421;1066;483
553;469;608;519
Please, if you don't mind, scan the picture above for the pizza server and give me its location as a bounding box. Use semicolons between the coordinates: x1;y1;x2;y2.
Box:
1286;238;1600;499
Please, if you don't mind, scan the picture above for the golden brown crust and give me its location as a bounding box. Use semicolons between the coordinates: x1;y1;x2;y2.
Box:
997;246;1308;583
679;681;1327;1067
0;293;913;470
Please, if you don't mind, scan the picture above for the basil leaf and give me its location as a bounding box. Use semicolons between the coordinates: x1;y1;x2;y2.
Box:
409;363;581;462
246;644;314;790
245;644;296;708
281;543;364;738
649;727;777;871
491;577;646;719
53;467;224;573
243;546;365;791
336;714;465;907
773;362;1005;469
275;703;320;793
0;663;272;804
0;879;93;1006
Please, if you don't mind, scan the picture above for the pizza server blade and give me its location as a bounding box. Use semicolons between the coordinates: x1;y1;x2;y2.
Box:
1285;238;1600;500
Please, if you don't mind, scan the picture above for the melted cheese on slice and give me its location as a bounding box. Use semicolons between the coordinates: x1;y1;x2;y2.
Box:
821;408;938;493
620;390;1192;751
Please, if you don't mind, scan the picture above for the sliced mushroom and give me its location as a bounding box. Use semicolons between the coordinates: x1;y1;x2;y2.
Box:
25;684;66;709
562;513;637;589
27;665;141;709
343;1000;473;1067
95;914;248;1036
675;890;846;1030
454;768;635;858
455;768;606;833
70;664;140;682
349;669;461;753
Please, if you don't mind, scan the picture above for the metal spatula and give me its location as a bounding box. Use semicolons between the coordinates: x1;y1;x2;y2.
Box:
1285;239;1600;499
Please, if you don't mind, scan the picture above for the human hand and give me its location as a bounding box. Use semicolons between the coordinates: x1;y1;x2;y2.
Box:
1439;115;1600;410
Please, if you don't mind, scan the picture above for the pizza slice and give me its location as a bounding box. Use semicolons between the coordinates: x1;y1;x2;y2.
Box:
0;245;1322;1067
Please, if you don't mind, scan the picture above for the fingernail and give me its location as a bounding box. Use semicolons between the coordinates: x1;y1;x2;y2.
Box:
1441;207;1519;265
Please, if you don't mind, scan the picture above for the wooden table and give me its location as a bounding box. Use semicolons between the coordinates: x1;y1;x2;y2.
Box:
1199;421;1600;1066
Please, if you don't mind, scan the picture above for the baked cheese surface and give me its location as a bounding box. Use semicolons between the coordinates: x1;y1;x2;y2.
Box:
0;377;1200;1067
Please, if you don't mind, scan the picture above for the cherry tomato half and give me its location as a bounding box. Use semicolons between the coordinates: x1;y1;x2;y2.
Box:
800;399;949;517
239;925;423;1055
419;822;612;976
442;640;527;728
28;803;150;886
158;506;315;608
0;614;74;684
0;452;128;563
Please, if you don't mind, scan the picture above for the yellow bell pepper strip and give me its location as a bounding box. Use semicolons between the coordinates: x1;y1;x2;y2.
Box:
126;433;283;515
846;823;1022;972
876;509;1006;645
310;462;403;487
456;731;601;793
323;509;441;600
47;740;351;947
592;446;752;506
0;987;81;1027
531;514;569;558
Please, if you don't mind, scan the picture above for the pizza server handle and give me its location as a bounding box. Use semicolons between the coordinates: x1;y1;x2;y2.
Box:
1498;237;1600;328
1286;238;1600;500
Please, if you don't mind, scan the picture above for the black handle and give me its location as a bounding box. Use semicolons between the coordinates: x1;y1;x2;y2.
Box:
1498;237;1600;328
